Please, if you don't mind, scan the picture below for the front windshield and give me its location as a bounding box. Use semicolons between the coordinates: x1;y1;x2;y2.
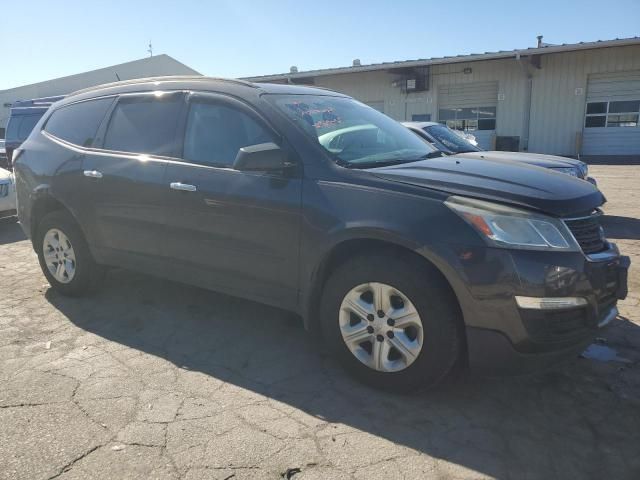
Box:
269;94;438;168
425;124;481;153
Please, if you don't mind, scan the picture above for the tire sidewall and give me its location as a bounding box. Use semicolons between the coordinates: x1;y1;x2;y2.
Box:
320;254;460;392
36;211;100;296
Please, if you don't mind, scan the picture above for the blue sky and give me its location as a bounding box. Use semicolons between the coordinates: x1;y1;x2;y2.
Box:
1;0;639;89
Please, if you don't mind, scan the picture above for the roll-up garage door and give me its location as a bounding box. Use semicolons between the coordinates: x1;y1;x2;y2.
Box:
438;82;498;149
582;71;640;156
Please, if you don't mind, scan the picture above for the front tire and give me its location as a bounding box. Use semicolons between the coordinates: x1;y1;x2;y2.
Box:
36;210;104;296
320;252;461;392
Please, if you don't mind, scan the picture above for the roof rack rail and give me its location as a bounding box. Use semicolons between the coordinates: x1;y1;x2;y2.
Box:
11;95;66;108
69;76;257;97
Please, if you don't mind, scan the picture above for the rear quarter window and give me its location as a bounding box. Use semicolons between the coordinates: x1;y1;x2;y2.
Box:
45;98;114;147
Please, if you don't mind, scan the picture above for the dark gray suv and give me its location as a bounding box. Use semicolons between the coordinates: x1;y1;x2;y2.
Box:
14;77;629;391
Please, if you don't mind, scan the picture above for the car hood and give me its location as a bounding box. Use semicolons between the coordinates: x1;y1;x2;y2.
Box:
457;150;583;169
369;156;603;217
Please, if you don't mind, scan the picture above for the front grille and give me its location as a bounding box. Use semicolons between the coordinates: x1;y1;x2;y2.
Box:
0;183;8;198
564;210;605;254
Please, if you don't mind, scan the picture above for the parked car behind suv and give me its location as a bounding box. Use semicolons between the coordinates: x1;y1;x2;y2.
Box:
4;96;65;167
0;165;16;218
0;140;8;169
403;121;596;185
14;77;629;391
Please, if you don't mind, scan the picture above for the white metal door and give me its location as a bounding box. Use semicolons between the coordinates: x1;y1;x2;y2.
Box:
582;71;640;155
438;82;498;150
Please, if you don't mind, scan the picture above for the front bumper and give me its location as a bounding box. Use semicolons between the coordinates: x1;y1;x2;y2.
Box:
427;242;629;374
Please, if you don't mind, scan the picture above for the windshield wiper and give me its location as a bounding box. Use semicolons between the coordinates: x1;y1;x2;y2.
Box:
341;149;443;169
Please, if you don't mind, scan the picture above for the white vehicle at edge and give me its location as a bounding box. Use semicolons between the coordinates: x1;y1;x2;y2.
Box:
0;167;17;218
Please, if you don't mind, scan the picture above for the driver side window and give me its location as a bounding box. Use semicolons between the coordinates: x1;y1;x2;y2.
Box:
183;102;273;168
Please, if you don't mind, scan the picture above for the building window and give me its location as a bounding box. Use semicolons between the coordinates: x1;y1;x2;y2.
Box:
438;106;496;131
411;114;431;122
585;100;639;128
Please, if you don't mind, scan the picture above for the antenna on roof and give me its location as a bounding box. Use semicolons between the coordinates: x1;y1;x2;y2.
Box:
147;41;153;57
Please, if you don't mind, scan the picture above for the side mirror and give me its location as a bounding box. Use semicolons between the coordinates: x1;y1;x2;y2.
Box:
233;142;291;171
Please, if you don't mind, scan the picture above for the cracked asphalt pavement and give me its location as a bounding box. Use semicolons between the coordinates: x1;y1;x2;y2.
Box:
1;165;639;479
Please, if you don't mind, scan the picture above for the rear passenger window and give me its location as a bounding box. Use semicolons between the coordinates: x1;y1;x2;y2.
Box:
18;115;42;141
6;117;21;141
104;94;183;156
183;102;273;167
45;98;113;147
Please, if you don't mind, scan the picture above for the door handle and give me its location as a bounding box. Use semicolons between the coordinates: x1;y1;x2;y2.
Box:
170;182;197;192
83;170;103;179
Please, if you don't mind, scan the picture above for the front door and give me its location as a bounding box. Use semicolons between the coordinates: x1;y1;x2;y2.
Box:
162;93;302;309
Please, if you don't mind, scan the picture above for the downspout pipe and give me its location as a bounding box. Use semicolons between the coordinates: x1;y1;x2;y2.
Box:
516;53;533;151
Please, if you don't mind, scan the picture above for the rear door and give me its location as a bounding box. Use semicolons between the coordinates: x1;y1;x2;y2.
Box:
81;91;184;274
162;92;302;309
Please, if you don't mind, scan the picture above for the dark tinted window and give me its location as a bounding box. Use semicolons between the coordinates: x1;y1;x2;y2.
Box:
17;114;42;141
608;100;640;113
586;102;607;114
585;116;606;128
183;102;273;167
104;94;182;156
45;98;113;147
411;114;431;121
6;117;20;141
478;119;496;130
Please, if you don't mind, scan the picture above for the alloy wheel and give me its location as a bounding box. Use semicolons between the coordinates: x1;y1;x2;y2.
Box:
43;228;76;284
339;282;424;372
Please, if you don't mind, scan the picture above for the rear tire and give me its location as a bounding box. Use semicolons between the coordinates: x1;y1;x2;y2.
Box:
36;210;105;296
320;252;461;392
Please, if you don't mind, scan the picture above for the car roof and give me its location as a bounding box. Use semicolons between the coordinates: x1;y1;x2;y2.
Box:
63;76;348;105
9;96;66;117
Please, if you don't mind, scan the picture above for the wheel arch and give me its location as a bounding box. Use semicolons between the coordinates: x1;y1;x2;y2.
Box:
29;191;83;247
303;237;468;362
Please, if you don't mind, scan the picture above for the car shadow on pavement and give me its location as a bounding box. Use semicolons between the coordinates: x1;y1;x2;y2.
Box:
0;218;25;245
45;268;640;479
602;215;640;241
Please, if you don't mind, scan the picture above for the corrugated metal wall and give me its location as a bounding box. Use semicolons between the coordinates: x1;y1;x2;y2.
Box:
528;45;640;155
314;44;640;156
315;57;530;149
582;70;640;155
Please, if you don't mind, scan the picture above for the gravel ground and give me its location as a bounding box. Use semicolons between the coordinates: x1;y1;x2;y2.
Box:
0;165;639;480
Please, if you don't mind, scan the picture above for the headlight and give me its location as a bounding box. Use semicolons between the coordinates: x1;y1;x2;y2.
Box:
551;167;579;177
445;196;580;251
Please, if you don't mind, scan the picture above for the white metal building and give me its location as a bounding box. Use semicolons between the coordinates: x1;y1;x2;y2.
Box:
0;54;200;137
245;37;640;161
